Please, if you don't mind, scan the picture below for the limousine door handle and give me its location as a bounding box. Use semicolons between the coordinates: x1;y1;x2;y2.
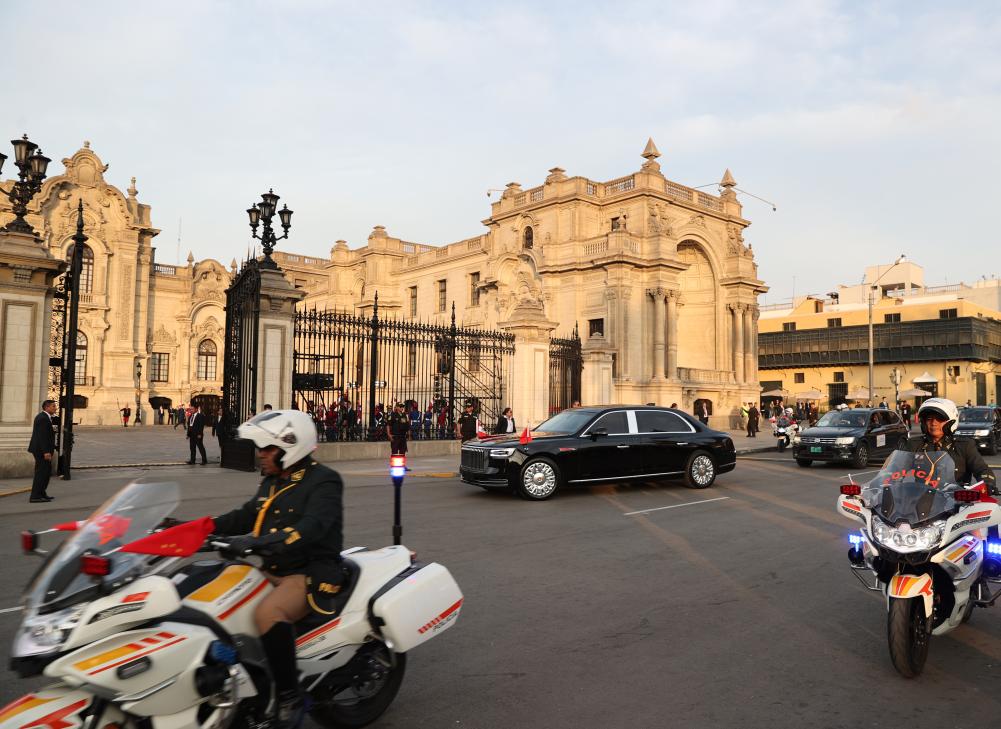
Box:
616;444;630;449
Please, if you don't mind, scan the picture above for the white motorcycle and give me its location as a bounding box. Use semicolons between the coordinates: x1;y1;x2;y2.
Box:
837;450;1001;677
4;480;463;729
772;417;799;452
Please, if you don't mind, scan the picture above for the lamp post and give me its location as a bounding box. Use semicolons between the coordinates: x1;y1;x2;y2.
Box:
0;134;51;235
868;255;907;404
135;360;143;426
246;189;293;269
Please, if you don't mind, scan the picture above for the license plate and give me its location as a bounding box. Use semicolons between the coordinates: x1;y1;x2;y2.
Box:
810;447;822;453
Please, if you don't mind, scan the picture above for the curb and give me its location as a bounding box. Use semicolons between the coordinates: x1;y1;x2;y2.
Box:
75;462;193;470
735;445;778;455
0;487;31;499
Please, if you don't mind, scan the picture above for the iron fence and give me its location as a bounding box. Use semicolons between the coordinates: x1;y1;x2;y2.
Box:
293;297;515;441
220;257;261;470
549;326;583;415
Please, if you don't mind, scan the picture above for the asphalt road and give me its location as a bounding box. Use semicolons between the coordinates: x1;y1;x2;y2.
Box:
2;455;1000;728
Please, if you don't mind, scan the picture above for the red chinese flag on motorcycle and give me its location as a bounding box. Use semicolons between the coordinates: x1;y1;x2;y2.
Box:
120;517;216;557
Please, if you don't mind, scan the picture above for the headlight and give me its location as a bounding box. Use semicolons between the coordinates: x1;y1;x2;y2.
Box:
489;448;515;458
974;429;990;437
16;604;84;655
870;518;945;553
835;437;855;446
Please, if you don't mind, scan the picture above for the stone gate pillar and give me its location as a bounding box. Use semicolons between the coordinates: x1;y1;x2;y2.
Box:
0;230;65;477
499;302;556;429
256;267;304;411
582;334;615;406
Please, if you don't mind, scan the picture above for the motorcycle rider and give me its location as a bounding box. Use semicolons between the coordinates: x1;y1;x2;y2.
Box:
211;409;345;729
904;397;997;495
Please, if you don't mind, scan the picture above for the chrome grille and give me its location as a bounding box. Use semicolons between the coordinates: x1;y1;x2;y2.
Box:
461;448;488;471
800;436;838;444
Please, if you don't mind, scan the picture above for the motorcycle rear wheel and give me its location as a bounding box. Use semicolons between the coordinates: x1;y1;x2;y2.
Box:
310;650;407;729
887;597;930;678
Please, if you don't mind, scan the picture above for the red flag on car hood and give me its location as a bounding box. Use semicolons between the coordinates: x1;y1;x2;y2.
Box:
120;517;216;557
519;427;532;444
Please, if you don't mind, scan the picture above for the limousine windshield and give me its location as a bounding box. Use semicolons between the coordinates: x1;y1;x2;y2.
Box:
534;409;597;434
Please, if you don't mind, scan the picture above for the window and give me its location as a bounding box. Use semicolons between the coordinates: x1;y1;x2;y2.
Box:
947;365;961;378
196;339;217;380
523;227;534;249
437;279;447;313
826;318;842;328
469;272;481;307
940;308;958;319
833;371;845;383
67;244;94;293
294;278;307;289
588;318;605;337
407;343;416;376
468;343;480;372
74;331;88;384
610;217;622;231
636;410;692;433
880;411;900;425
409;286;417;317
782;322;797;332
150;352;169;382
794;373;805;384
884;313;901;323
589;411;629;434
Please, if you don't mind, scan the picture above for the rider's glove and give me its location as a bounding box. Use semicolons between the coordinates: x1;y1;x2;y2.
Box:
219;532;286;559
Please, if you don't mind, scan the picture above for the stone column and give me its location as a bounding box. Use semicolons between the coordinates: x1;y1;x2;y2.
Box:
648;288;665;380
582;336;615;406
256;267;305;411
666;290;679;380
499;302;557;429
743;306;755;390
749;305;760;387
731;304;745;384
0;230;66;477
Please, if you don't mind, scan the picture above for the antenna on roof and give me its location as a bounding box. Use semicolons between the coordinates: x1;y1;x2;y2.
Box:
693;183;777;211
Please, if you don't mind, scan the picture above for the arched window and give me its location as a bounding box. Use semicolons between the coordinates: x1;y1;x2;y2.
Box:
197;339;217;380
523;227;534;249
74;331;88;385
67;244;95;293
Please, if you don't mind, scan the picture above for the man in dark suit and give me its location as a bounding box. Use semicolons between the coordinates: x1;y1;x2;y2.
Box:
28;399;57;502
186;404;208;465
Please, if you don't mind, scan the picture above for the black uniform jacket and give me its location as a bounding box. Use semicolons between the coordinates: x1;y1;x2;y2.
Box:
904;435;997;493
213;458;344;576
28;412;55;456
387;412;410;438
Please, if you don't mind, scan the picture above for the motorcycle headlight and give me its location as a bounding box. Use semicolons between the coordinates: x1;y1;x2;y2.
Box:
16;604;85;655
489;448;515;459
792;436;801;445
835;437;855;446
869;518;945;553
974;429;990;437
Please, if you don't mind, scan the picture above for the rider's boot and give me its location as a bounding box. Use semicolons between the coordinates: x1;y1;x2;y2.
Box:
260;622;305;729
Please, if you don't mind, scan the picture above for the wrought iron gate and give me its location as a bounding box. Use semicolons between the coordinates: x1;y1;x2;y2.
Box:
293;297;514;440
220;257;261;469
548;326;582;415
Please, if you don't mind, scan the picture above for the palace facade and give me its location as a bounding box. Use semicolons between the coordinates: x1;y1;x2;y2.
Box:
1;140;767;427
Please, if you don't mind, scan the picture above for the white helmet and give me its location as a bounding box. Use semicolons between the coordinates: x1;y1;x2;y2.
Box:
917;397;959;436
784;407;794;416
237;409;317;468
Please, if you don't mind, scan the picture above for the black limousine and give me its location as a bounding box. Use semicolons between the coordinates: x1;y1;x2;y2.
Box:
459;405;737;500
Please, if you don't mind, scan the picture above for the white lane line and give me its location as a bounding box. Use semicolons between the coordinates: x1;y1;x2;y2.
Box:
623;496;730;516
0;606;23;615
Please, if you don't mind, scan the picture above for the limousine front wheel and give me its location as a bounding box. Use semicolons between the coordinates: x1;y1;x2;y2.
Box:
519;458;561;500
684;451;716;489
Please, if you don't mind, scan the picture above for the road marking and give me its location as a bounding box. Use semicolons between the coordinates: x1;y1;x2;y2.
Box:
623;496;729;516
0;606;23;615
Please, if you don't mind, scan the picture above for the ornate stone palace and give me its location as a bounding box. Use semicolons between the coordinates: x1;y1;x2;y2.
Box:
0;139;766;427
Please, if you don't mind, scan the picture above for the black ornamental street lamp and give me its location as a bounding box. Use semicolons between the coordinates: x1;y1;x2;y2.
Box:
246;188;293;269
0;134;51;235
135;360;143;426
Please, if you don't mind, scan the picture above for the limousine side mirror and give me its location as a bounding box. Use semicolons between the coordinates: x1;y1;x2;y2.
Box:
590;427;608;441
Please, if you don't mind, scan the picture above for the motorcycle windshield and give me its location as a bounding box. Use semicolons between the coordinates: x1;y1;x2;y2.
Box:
861;450;958;525
23;481;179;612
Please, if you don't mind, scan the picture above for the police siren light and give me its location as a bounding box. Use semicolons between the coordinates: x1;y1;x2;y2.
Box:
390;454;406;479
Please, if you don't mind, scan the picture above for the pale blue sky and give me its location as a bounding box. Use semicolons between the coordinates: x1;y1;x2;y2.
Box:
6;0;1000;301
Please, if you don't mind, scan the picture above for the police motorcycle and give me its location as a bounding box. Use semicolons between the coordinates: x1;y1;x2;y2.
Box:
772;409;799;452
4;475;462;729
837;449;1001;677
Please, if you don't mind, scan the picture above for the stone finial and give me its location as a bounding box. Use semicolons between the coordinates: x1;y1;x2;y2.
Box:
545;167;567;184
230;258;237;272
721;168;737;188
641;137;662;174
83;140;91;149
642;137;660;160
368;225;387;240
128;176;138;198
187;251;195;265
501;182;522;199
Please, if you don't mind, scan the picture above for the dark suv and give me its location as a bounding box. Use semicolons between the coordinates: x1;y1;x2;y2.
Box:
793;408;909;468
955;406;1001;456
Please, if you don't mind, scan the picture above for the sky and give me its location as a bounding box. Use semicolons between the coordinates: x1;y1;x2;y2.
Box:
5;0;1000;303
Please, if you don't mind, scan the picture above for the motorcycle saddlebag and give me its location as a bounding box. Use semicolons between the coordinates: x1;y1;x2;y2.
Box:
371;562;463;653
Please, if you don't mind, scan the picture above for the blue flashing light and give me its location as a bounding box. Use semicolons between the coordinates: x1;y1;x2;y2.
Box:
208;640;238;666
390;466;405;479
848;534;863;546
987;542;1001;556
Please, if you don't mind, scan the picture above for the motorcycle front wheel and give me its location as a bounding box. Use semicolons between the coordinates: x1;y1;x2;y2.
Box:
310;649;407;729
887;597;930;678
